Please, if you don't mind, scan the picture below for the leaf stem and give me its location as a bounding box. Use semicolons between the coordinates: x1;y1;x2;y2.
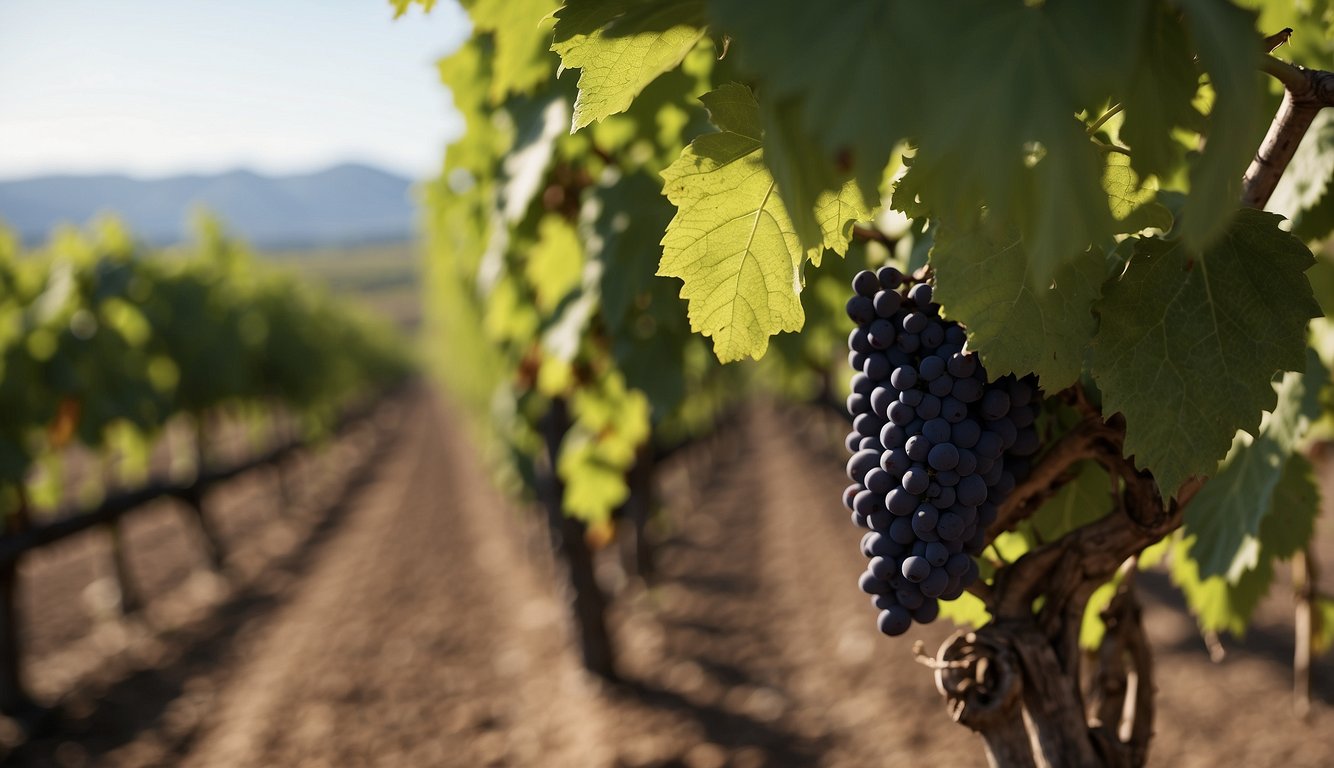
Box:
1086;103;1124;136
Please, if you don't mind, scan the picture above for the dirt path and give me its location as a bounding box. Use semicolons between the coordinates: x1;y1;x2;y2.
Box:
8;389;1333;767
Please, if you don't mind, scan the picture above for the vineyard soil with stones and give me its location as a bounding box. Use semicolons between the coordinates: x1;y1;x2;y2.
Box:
8;385;1332;768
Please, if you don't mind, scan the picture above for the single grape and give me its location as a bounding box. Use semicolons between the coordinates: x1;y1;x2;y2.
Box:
896;333;920;354
869;555;898;581
927;374;954;398
935;469;960;487
890;365;918;390
898;388;924;407
902;311;930;334
889;516;916;544
912;598;940;624
908;282;933;306
934;485;956;509
878;606;913;636
853;489;879;516
928;442;960;471
868;318;897;349
847;449;880;481
941;397;967;423
854;412;884;438
901;555;931;583
851;372;873;395
874;289;902;318
853;270;880;298
946;353;977;379
896;586;926;611
951;377;984;403
847;295;875;324
844;484;863;511
848;327;873;354
864;467;894;495
920;323;944;349
859;570;893;595
886;488;918;516
864;353;891;381
861;531;881;557
887;400;915;426
922;418;952;445
877;266;904;290
904;435;931;462
918;354;946;381
937;511;965;541
902;467;930;495
955;448;977;476
951;419;981;449
925;541;950;567
920;568;949;598
958;472;989;506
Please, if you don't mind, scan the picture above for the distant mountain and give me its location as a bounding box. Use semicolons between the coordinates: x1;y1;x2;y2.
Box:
0;163;417;247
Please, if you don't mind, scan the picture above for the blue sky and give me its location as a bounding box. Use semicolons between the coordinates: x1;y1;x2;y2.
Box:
0;1;470;181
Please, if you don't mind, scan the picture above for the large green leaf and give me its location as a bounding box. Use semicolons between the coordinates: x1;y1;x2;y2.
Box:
1184;355;1325;580
657;83;811;362
930;219;1104;392
1091;209;1320;495
551;0;707;132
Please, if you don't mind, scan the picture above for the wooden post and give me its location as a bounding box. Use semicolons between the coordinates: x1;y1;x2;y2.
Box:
105;521;142;614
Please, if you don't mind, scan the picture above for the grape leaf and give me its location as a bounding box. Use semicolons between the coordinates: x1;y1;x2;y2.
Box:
706;0;906;199
1091;209;1320;495
1171;532;1275;636
760;98;872;257
1173;0;1268;250
551;0;707;132
930;218;1104;392
658;83;811;362
1118;2;1200;179
585;172;692;415
559;371;651;525
1184;355;1325;580
1258;452;1322;561
470;0;560;103
938;589;990;630
1103;152;1174;234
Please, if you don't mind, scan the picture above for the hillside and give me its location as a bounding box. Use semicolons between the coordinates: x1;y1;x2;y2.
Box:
0;163;417;247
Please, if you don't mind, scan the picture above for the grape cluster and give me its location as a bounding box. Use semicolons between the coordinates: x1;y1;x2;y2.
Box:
843;267;1041;636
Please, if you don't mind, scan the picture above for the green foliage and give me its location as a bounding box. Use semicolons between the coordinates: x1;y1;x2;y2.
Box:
0;216;409;520
551;0;707;131
1092;210;1320;495
1184;357;1326;579
658;83;810;362
931;219;1105;392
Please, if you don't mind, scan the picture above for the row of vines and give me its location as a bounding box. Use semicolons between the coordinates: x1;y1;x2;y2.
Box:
400;0;1334;765
0;214;409;721
0;215;409;523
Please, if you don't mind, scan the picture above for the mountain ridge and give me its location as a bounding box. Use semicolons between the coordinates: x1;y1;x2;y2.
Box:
0;163;418;247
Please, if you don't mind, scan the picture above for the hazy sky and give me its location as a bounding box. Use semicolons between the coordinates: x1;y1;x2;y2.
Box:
0;1;470;181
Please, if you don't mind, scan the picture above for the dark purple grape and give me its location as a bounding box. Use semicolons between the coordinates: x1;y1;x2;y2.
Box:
865;467;894;495
925;541;950;567
864;353;891;381
861;531;881;557
889;516;916;544
957;474;988;507
918;355;945;381
917;393;941;420
896;333;920;353
877;266;904;289
845;431;862;453
851;372;874;394
952;377;983;403
860;570;893;594
937;511;966;541
902;311;930;334
854;412;884;437
896;586;926;611
853;489;879;516
902;555;930;583
935;470;960;487
928;442;960;471
922;418;951;445
847;449;880;481
847;392;870;416
880;424;906;450
935;485;957;509
847;295;875;324
898;388;923;407
878;606;913;636
874;289;902;318
904;435;931;462
850;350;868;371
920;568;949;598
928;374;954;398
951;419;981;449
880;447;910;475
869;555;898;581
868;318;897;349
947;352;977;378
887;488;918;516
920;322;944;349
941;397;967;423
887;400;915;426
844;484;863;511
902;467;930;495
890;365;918;390
908;283;933;306
849;327;873;354
912;598;940;624
853;269;880;298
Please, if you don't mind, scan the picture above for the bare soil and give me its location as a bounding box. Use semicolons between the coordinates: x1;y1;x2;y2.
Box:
5;386;1332;767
